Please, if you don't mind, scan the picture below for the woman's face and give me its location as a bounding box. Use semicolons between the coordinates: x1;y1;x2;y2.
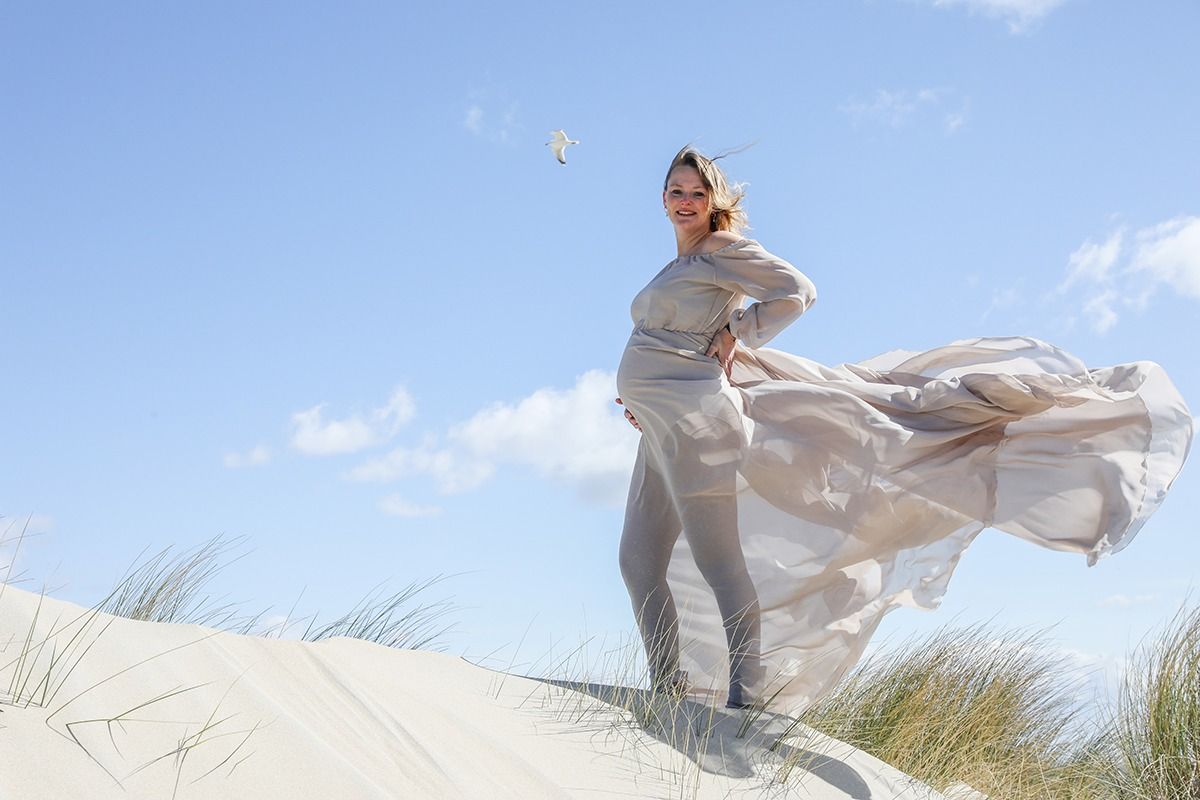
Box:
663;165;711;233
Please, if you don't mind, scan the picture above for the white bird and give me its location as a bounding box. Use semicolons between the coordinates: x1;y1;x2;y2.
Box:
546;129;579;165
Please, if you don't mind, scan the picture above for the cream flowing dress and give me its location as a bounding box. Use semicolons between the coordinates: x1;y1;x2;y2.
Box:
615;237;1194;712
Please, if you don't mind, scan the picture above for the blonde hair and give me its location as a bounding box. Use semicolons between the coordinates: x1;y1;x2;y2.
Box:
663;144;750;235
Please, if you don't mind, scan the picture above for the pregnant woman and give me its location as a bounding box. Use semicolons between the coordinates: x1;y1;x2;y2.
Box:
615;145;1193;712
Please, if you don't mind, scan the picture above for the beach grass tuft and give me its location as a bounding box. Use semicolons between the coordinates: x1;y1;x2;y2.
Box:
299;573;460;651
791;620;1111;799
91;532;461;651
98;533;259;630
9;524;1200;799
1104;598;1200;800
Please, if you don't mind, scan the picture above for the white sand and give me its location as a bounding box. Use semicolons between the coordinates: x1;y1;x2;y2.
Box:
0;584;957;799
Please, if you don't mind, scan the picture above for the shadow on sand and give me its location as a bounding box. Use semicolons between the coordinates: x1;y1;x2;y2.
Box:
526;676;876;799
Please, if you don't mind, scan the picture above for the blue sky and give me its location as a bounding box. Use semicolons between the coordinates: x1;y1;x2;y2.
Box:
3;1;1198;705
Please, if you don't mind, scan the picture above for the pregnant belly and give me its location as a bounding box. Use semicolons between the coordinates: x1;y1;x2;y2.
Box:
617;328;726;415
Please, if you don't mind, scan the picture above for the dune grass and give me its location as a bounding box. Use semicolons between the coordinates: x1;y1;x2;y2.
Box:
99;533;261;630
1104;599;1200;800
750;601;1198;799
3;528;460;715
2;586;118;709
1;527;461;796
7;524;1200;799
489;628;737;800
478;602;1200;800
788;621;1110;800
298;574;459;650
92;532;461;650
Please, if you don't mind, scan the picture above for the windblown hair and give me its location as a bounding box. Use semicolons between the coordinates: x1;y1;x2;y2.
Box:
663;144;751;235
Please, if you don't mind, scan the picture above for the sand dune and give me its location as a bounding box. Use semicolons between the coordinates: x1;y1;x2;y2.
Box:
0;584;959;799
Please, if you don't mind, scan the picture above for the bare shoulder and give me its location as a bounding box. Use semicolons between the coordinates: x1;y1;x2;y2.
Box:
701;231;743;253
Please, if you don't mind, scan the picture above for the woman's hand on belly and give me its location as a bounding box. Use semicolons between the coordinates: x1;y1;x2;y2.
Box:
615;397;642;432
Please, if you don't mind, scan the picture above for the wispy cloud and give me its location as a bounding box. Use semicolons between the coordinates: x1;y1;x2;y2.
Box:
1098;592;1157;609
378;494;442;518
1081;289;1119;334
1053;215;1200;334
223;444;271;468
1058;229;1123;293
840;87;969;135
463;105;484;135
981;286;1021;323
463;81;522;145
1130;216;1200;300
348;369;638;507
920;0;1068;33
943;107;969;135
290;386;416;456
347;433;495;494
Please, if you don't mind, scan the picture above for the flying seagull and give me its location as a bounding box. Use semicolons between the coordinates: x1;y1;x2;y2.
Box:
546;130;579;165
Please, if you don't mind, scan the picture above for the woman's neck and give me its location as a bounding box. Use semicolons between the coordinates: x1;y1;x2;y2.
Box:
675;230;713;257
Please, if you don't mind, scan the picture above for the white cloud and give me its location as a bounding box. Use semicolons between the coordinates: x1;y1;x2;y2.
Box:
1130;215;1200;300
925;0;1068;33
463;104;483;135
291;386;415;456
1098;592;1157;609
1058;229;1123;293
347;433;495;494
348;369;638;507
448;370;635;497
378;494;442;518
463;83;522;145
981;286;1020;323
841;87;969;134
841;89;937;129
1081;289;1119;334
1047;214;1200;334
223;444;271;468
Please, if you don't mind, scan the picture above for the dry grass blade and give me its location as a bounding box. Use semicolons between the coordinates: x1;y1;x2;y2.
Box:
301;572;461;651
99;533;256;628
1107;598;1200;800
2;584;132;710
792;620;1108;799
1;513;46;600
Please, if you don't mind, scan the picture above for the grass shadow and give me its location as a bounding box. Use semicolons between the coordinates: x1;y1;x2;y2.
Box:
529;674;878;796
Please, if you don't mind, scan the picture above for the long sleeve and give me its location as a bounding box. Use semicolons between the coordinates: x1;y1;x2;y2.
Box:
712;239;817;349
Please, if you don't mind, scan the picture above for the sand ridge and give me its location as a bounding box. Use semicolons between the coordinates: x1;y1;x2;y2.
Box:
0;584;955;799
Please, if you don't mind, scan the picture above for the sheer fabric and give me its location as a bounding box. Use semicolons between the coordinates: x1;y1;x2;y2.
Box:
615;238;1193;712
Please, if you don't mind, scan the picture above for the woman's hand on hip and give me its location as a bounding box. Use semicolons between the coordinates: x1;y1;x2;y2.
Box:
705;326;737;378
615;397;642;432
